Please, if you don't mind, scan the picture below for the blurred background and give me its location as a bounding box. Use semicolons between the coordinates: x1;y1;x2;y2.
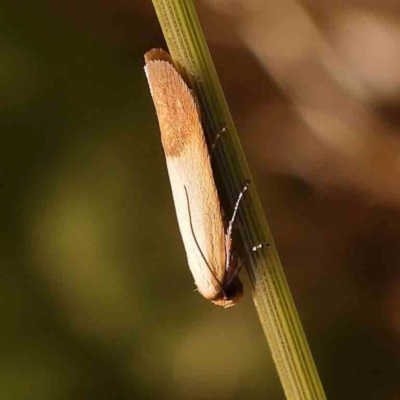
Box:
2;0;400;399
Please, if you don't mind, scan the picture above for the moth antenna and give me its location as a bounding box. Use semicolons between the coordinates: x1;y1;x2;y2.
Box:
184;186;226;295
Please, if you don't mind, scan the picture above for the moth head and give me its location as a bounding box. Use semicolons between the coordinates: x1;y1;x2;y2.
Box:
211;276;243;308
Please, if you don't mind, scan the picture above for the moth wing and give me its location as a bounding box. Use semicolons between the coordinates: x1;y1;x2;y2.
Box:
145;50;227;300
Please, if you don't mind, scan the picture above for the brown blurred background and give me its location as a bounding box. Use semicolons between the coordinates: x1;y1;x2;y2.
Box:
2;0;400;399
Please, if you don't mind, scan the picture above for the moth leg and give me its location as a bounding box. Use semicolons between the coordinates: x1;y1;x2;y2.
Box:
246;242;269;264
228;242;269;283
251;243;268;252
226;181;250;247
210;126;226;158
225;180;250;272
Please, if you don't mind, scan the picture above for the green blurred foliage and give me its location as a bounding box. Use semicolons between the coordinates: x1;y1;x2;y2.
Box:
2;1;400;400
0;2;281;400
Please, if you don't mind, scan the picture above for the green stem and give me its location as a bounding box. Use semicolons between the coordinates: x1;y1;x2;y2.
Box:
148;1;327;399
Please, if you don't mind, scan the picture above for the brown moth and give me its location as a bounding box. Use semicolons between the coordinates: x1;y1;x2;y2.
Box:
144;48;243;307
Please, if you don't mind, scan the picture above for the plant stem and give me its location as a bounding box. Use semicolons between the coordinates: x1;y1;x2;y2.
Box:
148;1;328;399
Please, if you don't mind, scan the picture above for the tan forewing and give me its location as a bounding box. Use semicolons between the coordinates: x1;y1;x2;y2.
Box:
145;50;226;300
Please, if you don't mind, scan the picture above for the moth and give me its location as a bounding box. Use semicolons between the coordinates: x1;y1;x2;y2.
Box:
144;48;245;307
